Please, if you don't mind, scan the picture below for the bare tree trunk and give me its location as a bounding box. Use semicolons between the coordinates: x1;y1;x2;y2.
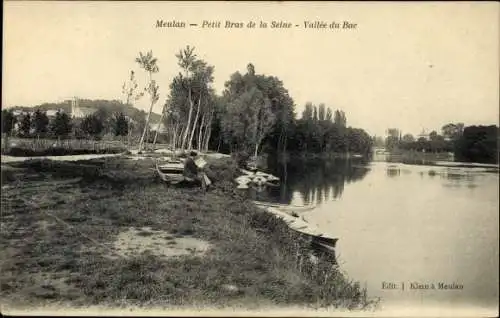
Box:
204;125;212;152
179;124;186;149
153;109;166;147
181;84;194;151
203;109;213;152
216;134;222;153
197;112;206;152
188;92;202;150
173;123;181;150
205;108;216;152
171;127;176;149
138;73;154;153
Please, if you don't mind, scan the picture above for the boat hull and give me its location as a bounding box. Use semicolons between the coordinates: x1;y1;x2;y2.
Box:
156;161;185;184
252;201;316;213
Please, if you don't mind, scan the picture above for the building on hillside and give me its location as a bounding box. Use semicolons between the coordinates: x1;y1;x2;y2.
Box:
13;109;63;118
148;121;168;133
12;109;25;117
417;129;430;141
70;97;96;118
46;109;61;117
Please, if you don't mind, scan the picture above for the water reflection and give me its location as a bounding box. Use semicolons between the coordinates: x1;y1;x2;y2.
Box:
384;164;484;189
440;168;479;189
244;155;498;312
386;166;401;178
246;157;370;205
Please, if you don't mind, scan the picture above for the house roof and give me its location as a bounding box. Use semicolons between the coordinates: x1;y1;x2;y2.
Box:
71;107;97;117
149;121;168;132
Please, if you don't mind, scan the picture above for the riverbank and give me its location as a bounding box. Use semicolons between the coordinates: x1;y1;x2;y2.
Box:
0;155;374;312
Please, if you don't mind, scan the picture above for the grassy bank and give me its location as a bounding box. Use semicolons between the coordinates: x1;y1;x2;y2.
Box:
2;147;126;157
1;155;375;311
384;149;454;163
1;137;128;157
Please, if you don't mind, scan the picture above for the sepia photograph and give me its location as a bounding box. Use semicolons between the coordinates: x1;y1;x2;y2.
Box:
1;1;499;316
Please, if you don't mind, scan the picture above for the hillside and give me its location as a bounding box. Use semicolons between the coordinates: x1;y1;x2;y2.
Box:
10;99;162;123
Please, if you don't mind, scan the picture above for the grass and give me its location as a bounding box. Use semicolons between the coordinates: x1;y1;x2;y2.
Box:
0;155;376;310
3;147;125;157
1;137;129;157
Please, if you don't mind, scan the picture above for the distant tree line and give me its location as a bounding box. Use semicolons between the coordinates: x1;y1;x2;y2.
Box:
132;46;373;158
1;107;134;141
3;46;375;158
383;123;499;164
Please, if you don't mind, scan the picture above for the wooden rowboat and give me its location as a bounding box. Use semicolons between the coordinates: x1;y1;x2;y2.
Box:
252;201;316;213
256;204;338;255
155;161;184;184
313;235;338;248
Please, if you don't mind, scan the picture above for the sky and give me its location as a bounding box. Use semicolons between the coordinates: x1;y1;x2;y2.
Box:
3;1;499;137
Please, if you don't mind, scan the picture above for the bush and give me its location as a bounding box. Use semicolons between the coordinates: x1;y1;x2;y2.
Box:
205;157;240;184
231;150;251;168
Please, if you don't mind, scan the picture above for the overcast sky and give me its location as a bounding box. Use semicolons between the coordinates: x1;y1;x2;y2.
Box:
3;1;499;136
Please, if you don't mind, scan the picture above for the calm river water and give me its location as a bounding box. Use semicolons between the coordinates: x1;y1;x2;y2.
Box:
246;157;499;314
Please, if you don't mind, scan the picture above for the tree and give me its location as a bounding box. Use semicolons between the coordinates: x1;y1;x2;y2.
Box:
325;107;333;122
122;70;144;145
302;103;313;120
401;133;415;143
1;109;16;135
221;64;284;156
372;135;385;148
129;110;147;141
385;128;400;150
252;90;276;158
81;114;104;139
175;45;197;151
19;113;32;137
312;106;318;121
112;112;129;136
441;123;465;141
94;107;113;134
334;110;347;128
347;127;373;155
50;111;72;139
429;130;439;141
318;104;326;121
186;59;215;150
32;109;49;137
136;50;160;153
454;125;498;164
122;70;144;106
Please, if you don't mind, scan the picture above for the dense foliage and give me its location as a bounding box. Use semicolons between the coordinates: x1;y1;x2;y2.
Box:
383;123;499;164
1;109;16;135
286;104;372;155
49;111;72;138
455;125;499;164
5;45;497;163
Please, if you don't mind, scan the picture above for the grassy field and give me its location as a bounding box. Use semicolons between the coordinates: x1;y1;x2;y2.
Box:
0;137;181;157
0;155;375;311
1;137;129;157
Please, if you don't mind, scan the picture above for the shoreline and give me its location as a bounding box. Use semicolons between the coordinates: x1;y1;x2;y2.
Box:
0;155;373;310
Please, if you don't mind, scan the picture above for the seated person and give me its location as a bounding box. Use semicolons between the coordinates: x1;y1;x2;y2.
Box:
183;151;212;189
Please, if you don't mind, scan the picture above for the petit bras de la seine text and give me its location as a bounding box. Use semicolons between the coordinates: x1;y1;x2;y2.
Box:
155;20;358;30
382;281;464;291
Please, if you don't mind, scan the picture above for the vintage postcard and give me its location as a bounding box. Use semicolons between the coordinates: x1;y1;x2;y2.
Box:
2;1;499;317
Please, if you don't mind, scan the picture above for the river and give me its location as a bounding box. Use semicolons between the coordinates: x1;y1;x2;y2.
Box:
245;157;499;314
